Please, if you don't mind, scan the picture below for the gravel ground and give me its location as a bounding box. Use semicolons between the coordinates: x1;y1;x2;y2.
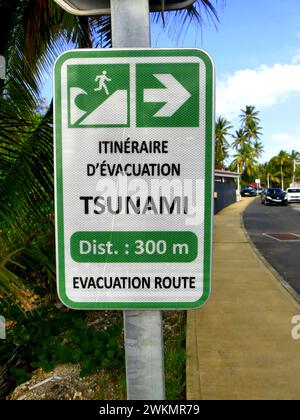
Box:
8;364;122;400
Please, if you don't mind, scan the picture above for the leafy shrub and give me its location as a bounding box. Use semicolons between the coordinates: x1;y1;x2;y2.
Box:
0;303;124;385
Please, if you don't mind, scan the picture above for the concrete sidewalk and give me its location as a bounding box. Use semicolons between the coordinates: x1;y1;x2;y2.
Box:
187;199;300;400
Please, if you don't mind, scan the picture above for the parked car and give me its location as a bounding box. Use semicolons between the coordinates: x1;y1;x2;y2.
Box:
241;186;257;197
286;188;300;203
261;188;288;206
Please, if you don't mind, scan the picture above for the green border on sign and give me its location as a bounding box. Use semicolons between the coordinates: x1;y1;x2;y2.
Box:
54;48;214;310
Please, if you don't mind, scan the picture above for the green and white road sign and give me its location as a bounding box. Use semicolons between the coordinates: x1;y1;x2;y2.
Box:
54;49;214;310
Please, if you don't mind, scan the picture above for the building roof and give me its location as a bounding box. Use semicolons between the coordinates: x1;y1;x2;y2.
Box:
215;169;241;178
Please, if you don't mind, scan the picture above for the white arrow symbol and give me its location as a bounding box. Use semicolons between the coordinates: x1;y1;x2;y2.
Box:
144;74;191;117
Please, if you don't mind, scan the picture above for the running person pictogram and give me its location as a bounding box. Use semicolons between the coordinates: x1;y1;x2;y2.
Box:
94;70;111;96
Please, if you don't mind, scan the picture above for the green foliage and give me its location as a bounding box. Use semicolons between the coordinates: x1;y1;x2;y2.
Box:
0;304;124;385
0;96;55;302
222;105;300;189
231;105;263;181
0;0;115;305
152;0;220;41
215;116;233;169
164;312;186;400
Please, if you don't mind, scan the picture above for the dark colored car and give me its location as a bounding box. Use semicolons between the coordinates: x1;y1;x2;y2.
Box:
261;188;288;206
241;186;257;197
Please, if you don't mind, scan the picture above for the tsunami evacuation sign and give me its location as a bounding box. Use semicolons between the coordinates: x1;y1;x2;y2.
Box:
54;49;214;310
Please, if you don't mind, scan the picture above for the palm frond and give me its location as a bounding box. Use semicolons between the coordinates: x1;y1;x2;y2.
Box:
0;248;29;304
2;0;97;105
91;15;112;48
152;0;222;42
0;102;54;243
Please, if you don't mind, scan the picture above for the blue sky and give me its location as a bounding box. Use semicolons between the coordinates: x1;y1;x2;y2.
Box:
150;0;300;162
46;0;300;162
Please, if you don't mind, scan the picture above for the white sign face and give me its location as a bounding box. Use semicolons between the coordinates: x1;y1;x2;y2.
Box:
54;49;214;309
255;179;261;184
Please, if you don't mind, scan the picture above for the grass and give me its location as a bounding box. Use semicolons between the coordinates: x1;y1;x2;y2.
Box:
163;311;186;400
96;310;187;400
97;370;126;400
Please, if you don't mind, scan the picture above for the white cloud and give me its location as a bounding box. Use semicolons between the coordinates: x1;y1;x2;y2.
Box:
217;62;300;118
263;132;300;160
271;132;300;149
291;54;300;64
272;133;296;143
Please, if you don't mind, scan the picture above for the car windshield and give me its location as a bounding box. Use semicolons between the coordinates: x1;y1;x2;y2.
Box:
268;189;282;194
287;189;300;193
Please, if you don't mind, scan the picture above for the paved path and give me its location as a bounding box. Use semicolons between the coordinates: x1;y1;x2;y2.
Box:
187;199;300;400
243;198;300;296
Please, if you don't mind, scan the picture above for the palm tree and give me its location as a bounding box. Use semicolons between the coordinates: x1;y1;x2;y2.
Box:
239;105;260;128
274;150;291;190
240;106;262;144
231;105;264;183
259;162;280;188
215;116;232;169
253;139;264;160
232;144;257;178
295;164;300;183
231;129;248;177
232;128;248;150
290;150;300;186
246;119;262;142
0;0;103;302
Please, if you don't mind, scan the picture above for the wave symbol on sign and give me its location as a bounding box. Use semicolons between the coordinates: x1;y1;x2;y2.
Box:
70;88;128;126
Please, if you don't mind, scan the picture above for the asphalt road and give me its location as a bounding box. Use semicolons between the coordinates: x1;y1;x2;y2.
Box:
243;197;300;295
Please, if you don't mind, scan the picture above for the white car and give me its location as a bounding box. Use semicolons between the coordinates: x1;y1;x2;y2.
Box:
286;188;300;203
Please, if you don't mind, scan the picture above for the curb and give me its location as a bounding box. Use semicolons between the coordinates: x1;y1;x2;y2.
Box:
240;203;300;306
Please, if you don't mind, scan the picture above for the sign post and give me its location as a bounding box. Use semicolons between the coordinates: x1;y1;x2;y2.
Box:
0;56;5;80
255;178;261;191
0;315;5;340
111;0;164;401
54;0;214;401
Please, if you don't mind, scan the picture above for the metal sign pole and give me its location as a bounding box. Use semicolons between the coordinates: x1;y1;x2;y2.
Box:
0;56;5;80
110;0;165;401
